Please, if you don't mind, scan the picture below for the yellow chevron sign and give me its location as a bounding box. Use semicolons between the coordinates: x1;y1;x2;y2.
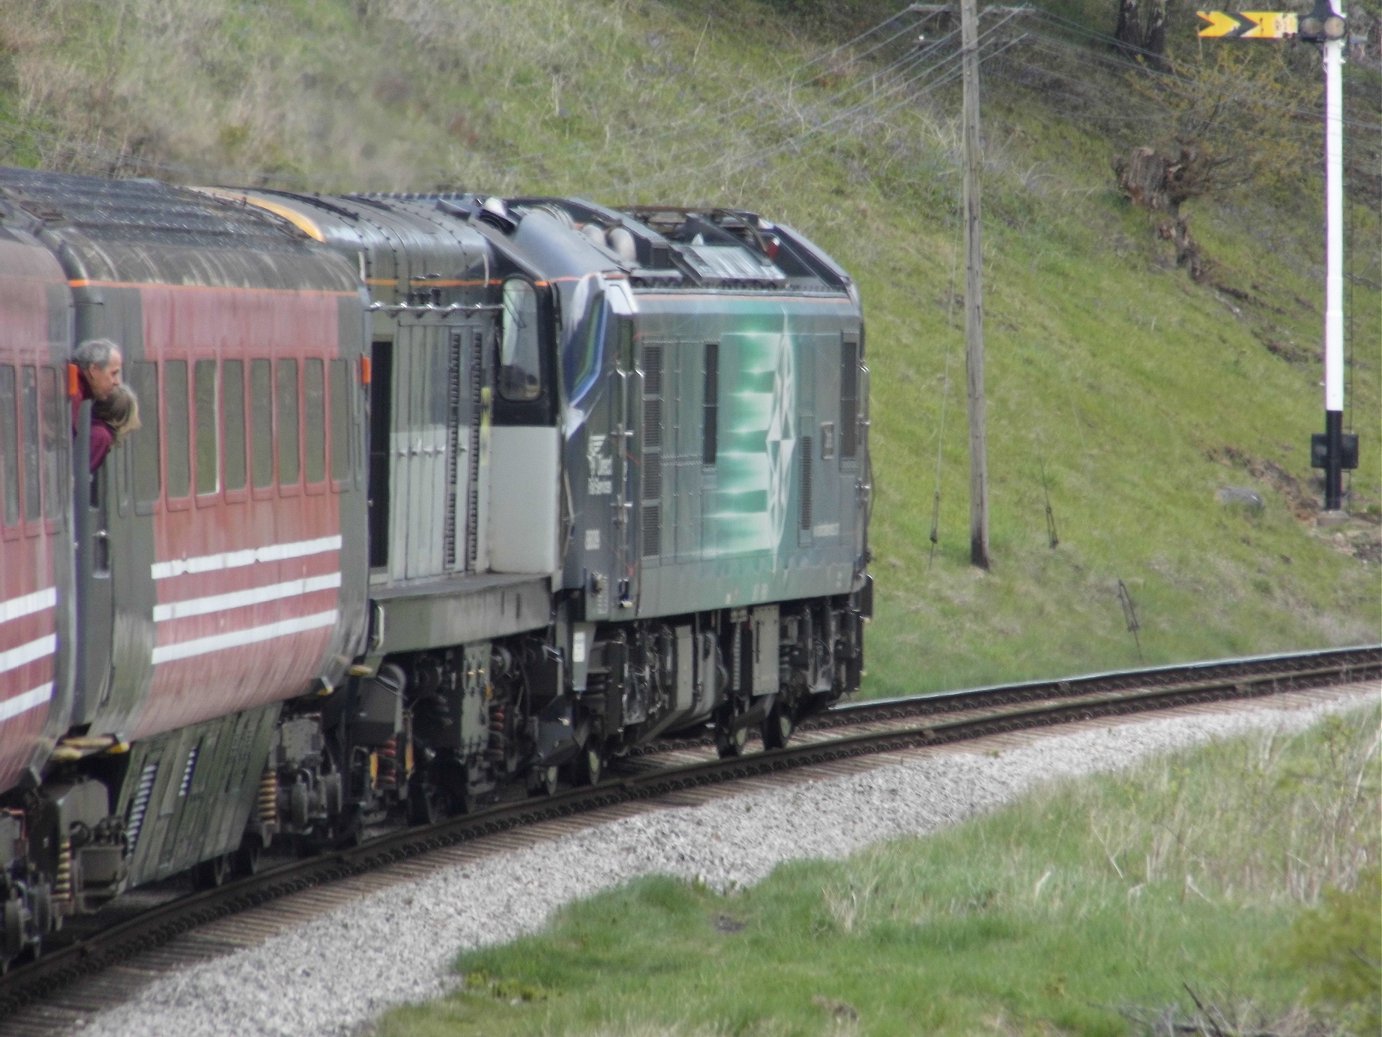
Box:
1197;10;1298;37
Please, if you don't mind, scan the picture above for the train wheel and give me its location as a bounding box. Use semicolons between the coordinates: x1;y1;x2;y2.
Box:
2;899;25;965
529;764;560;797
570;743;604;787
32;882;56;938
231;836;261;878
406;774;440;825
715;722;747;759
192;852;232;890
762;701;794;750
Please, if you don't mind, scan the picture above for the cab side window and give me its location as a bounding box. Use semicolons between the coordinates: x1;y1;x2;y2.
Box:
498;278;541;402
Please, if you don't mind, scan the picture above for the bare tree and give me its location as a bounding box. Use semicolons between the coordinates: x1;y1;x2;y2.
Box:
1114;0;1169;71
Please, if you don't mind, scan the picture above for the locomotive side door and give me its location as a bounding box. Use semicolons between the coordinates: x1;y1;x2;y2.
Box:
607;290;638;610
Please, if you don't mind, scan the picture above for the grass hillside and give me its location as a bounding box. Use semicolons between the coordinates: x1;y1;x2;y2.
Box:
2;0;1377;694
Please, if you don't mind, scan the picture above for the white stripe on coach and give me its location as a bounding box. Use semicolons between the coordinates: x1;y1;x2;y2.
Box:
153;573;342;622
150;535;342;580
152;610;338;664
0;634;56;676
0;587;56;625
0;682;53;722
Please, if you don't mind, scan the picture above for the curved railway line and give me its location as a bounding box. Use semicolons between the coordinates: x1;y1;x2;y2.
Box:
1;646;1377;1033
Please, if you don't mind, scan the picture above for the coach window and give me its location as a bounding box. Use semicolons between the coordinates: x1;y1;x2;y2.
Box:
165;360;190;502
304;358;325;488
223;359;246;494
130;362;160;511
20;367;39;523
251;359;272;491
0;365;17;527
194;359;218;498
328;358;349;487
276;359;299;488
40;368;61;520
498;277;541;402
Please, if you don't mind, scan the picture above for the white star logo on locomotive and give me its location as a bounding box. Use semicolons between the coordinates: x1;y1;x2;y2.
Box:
765;317;797;568
586;432;613;496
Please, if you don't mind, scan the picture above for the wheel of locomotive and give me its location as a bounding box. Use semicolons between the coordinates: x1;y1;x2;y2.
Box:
2;898;24;966
530;763;560;797
32;882;56;938
715;721;748;759
332;814;365;848
568;741;604;787
231;835;261;878
192;851;232;890
761;699;795;750
406;771;438;825
408;752;475;822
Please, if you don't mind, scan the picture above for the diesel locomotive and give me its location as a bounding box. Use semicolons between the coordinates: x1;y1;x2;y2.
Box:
0;166;871;966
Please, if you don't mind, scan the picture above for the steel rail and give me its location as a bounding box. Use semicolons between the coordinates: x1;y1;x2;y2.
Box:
1;646;1376;1022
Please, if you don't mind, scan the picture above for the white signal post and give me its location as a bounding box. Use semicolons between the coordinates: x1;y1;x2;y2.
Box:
1197;1;1356;511
1317;3;1351;511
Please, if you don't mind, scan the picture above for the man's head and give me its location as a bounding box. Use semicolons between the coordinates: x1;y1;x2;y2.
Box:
74;338;123;400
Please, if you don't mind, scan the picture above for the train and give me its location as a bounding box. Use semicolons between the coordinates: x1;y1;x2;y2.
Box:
0;166;871;966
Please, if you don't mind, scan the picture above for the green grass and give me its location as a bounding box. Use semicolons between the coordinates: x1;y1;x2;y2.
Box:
0;0;1377;697
373;703;1381;1036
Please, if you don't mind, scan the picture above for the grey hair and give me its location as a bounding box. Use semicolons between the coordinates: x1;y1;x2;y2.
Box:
73;338;121;370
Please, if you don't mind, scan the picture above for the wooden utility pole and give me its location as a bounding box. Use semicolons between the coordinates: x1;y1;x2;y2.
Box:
960;0;990;569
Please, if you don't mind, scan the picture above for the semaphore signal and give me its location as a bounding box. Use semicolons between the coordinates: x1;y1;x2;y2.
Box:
1197;0;1357;511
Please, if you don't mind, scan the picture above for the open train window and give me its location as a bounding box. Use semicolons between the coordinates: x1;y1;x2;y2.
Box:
0;365;16;527
498;277;541;402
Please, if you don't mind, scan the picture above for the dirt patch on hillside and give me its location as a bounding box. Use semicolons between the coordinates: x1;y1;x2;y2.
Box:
1209;446;1318;520
1207;446;1380;565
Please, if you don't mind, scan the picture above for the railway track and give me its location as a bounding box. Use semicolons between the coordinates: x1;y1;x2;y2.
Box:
1;646;1377;1033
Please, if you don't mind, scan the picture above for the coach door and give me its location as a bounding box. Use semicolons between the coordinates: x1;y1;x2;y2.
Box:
72;399;114;722
370;317;490;582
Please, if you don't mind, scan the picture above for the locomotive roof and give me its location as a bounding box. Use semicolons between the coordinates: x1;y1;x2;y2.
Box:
500;197;855;295
193;188;501;306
